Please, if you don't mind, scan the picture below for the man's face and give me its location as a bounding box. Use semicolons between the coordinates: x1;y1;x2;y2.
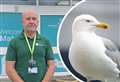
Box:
22;11;38;32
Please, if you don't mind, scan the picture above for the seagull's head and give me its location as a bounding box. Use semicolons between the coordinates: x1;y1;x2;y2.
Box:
72;14;109;35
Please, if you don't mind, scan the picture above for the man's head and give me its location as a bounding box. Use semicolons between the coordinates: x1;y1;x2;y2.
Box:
22;10;38;32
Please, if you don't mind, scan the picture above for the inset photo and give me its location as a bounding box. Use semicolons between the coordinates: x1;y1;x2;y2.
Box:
58;0;120;82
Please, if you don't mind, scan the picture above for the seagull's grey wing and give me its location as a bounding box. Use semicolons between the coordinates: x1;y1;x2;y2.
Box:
102;37;119;51
102;37;120;70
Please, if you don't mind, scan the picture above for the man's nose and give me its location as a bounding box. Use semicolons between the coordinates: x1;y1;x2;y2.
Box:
29;18;34;22
29;19;35;24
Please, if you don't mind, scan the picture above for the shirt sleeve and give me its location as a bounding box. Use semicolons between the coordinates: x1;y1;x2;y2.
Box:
45;40;54;60
6;39;17;61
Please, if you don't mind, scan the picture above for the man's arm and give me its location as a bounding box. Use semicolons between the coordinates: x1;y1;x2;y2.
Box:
42;60;55;82
6;61;24;82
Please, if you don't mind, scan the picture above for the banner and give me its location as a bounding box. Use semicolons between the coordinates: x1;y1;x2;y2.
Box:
40;15;67;73
40;15;63;46
0;12;22;47
0;13;22;75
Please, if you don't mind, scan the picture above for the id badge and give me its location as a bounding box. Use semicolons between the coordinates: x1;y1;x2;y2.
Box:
28;67;38;74
28;59;38;74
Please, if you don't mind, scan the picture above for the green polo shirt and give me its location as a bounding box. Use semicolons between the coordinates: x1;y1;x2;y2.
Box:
6;32;54;82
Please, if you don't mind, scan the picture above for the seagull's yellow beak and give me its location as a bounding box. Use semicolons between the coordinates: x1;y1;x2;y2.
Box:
96;22;109;29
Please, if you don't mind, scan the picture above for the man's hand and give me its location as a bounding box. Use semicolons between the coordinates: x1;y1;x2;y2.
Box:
41;60;55;82
15;81;24;82
6;61;24;82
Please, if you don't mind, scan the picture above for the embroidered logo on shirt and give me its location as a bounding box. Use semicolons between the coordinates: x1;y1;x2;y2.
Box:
36;43;45;47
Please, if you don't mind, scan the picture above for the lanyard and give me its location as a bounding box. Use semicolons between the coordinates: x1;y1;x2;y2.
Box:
24;33;36;59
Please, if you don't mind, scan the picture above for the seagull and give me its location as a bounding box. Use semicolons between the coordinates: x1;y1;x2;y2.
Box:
69;14;120;82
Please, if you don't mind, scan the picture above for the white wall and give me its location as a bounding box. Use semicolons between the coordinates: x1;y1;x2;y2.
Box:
0;5;71;15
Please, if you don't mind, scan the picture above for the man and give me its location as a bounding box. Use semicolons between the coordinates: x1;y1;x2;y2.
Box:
6;10;55;82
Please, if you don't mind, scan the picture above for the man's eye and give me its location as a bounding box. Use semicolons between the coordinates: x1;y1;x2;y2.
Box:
26;17;30;20
32;17;37;20
26;17;37;20
86;20;91;22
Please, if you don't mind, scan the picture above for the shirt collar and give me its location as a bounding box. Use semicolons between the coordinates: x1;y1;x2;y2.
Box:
19;31;41;40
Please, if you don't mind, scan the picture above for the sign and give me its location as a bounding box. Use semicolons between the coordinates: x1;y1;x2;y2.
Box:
54;54;67;72
40;15;63;46
0;55;5;75
0;13;22;47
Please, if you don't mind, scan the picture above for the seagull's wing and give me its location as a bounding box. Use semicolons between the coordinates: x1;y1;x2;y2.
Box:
102;37;120;71
101;37;120;82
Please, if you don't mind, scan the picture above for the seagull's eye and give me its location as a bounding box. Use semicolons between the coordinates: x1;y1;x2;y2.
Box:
86;20;91;22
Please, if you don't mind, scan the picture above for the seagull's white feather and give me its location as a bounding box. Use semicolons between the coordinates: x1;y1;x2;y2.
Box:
69;15;120;81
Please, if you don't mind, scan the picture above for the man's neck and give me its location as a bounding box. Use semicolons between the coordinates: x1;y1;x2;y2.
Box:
24;31;36;39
